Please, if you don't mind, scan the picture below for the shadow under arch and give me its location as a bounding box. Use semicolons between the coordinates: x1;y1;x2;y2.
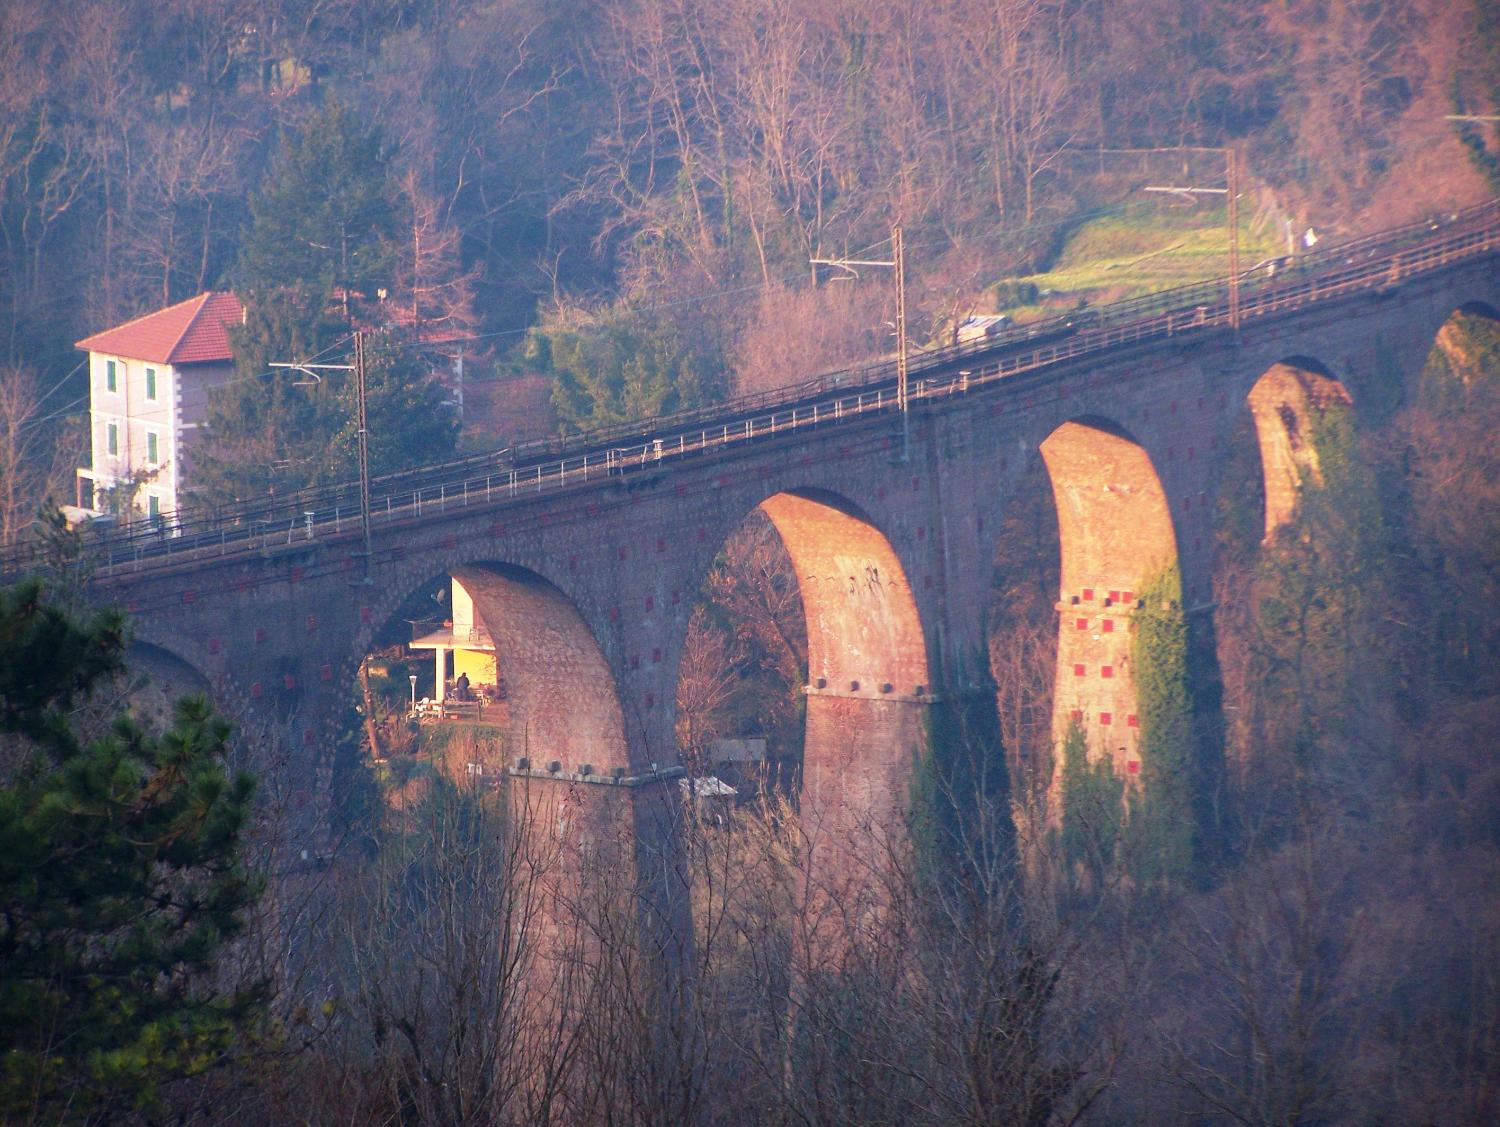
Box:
1428;301;1500;394
123;640;213;729
1453;299;1500;321
452;562;629;775
1245;357;1353;541
1040;417;1177;770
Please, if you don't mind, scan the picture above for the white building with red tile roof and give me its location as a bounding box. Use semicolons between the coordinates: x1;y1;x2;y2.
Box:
75;292;244;519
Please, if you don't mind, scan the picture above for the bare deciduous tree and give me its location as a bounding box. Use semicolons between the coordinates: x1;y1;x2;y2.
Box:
0;367;80;546
121;112;258;307
730;281;886;396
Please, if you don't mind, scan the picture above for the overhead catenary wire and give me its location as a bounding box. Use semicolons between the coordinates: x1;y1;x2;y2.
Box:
17;127;1478;440
372;137;1448;359
8;195;1493;576
14;328;360;437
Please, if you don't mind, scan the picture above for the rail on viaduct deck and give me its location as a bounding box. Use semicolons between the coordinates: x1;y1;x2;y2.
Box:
6;200;1499;978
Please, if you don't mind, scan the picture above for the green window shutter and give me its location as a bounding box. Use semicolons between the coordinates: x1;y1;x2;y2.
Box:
106;360;117;392
147;432;159;463
107;423;118;455
146;368;157;399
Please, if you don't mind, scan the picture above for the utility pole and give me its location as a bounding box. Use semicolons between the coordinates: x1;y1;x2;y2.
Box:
893;225;909;438
810;225;911;460
1139;145;1241;330
1226;147;1240;330
353;330;372;577
270;329;374;582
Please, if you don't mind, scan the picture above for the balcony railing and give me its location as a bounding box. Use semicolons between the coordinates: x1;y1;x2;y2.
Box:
409;620;494;647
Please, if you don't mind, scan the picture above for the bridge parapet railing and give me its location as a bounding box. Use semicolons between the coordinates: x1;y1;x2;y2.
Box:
5;199;1498;581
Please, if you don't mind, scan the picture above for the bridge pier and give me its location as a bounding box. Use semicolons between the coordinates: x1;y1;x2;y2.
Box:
1052;595;1144;775
1040;420;1179;773
1245;361;1354;540
505;761;693;970
57;222;1499;1107
798;690;930;959
505;764;696;1108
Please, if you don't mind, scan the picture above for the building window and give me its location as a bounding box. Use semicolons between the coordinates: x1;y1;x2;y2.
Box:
145;367;157;400
146;431;159;464
106;360;117;392
147;495;160;519
106;423;118;455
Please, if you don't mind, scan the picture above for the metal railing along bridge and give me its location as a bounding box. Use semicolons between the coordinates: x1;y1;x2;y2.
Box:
5;199;1498;581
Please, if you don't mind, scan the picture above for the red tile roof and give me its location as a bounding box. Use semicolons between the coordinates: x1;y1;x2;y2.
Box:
76;292;244;365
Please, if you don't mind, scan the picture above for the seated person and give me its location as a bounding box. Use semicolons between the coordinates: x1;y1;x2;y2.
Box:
454;672;471;701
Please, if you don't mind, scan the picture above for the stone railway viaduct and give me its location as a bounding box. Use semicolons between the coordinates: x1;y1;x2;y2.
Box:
41;220;1500;927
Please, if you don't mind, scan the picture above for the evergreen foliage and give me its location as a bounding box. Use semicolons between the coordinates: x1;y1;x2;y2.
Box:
191;286;342;505
191;102;459;505
1058;718;1122;881
195;327;459;504
0;582;123;747
236;101;400;300
327;335;461;481
1253;401;1387;764
525;310;727;433
0;580;262;1121
1124;565;1195;887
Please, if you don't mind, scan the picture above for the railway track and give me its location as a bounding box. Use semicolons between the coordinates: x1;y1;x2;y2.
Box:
5;198;1497;582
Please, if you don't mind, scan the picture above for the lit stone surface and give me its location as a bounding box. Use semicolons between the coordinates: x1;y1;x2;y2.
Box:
91;264;1499;975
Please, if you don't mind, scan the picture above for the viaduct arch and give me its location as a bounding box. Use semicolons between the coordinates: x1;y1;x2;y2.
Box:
1245;358;1354;540
57;244;1498;989
120;640;213;728
455;562;630;777
753;490;929;843
1040;418;1177;775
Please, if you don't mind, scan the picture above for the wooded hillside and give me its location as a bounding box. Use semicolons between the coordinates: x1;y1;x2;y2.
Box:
2;0;1495;425
3;6;1500;1121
